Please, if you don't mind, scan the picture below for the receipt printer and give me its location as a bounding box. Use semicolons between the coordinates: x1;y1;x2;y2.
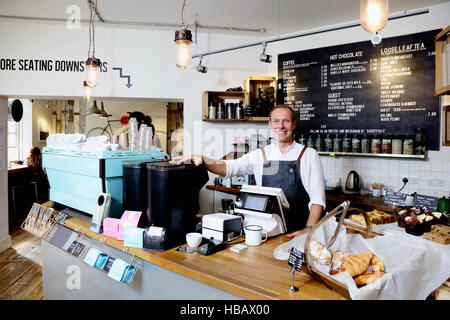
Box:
202;213;242;242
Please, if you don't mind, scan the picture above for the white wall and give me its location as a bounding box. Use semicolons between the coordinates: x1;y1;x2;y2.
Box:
0;98;11;253
0;2;449;233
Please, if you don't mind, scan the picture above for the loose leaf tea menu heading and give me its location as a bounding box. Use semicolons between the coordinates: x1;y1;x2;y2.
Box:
277;29;441;150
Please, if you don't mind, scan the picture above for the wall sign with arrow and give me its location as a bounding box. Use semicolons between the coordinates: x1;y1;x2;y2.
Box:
113;67;132;88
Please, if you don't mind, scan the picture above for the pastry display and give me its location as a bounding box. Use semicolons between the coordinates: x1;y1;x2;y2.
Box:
423;224;450;245
349;209;395;227
338;251;373;277
308;240;332;266
354;271;386;286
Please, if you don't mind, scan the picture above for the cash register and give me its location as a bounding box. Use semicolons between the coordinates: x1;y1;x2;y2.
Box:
234;185;289;237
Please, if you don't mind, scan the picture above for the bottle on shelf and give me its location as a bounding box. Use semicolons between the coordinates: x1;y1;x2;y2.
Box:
307;135;314;148
361;134;370;153
342;133;351;153
351;134;361;153
324;134;333;152
315;134;324;152
332;134;342;152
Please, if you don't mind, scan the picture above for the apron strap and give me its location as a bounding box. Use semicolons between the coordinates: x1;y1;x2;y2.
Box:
296;146;308;163
260;148;268;164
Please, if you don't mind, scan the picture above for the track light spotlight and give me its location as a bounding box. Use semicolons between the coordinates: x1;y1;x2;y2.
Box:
371;32;382;46
259;42;272;63
196;56;208;73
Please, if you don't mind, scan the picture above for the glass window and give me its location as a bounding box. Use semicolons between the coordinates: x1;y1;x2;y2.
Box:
7;119;21;162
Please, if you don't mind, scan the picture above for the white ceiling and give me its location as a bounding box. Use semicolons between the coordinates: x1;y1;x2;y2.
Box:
0;0;448;37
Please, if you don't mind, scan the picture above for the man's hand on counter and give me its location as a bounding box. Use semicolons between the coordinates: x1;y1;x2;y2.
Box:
286;228;309;238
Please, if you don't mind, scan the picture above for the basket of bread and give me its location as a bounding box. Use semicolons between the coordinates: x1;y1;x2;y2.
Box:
304;206;386;299
274;201;450;299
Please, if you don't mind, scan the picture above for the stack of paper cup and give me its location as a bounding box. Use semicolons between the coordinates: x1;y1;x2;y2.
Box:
128;118;138;150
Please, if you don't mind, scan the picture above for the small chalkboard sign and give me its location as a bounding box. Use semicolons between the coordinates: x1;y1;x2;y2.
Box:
413;194;439;211
288;247;305;272
384;191;408;207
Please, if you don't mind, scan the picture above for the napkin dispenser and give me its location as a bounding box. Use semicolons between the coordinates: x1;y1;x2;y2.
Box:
202;213;242;242
143;226;168;252
234;185;289;237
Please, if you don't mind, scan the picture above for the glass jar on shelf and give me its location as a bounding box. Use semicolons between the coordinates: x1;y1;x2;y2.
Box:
371;135;381;153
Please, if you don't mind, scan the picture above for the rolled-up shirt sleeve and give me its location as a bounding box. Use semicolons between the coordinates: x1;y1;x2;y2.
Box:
223;150;259;178
301;150;326;210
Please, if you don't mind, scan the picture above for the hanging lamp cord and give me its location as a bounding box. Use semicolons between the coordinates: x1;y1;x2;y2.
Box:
181;0;187;29
88;0;97;58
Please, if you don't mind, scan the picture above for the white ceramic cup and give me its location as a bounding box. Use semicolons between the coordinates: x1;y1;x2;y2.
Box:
186;232;203;248
244;225;267;246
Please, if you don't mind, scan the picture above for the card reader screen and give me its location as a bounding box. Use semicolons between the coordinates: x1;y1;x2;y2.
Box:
244;194;268;212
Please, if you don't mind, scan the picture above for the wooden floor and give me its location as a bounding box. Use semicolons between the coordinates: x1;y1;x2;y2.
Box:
0;226;43;300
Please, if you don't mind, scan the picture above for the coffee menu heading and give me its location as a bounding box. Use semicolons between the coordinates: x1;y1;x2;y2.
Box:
277;29;441;150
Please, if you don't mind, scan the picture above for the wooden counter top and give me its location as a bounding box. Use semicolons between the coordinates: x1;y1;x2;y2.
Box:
63;217;346;300
205;185;394;212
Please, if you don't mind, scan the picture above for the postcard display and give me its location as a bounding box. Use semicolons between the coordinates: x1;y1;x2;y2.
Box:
22;204;140;285
277;30;441;151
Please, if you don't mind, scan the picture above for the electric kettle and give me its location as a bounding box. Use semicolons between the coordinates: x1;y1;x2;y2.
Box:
345;170;360;194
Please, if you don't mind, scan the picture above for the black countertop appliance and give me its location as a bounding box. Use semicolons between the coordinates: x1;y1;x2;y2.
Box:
344;170;360;195
145;162;209;250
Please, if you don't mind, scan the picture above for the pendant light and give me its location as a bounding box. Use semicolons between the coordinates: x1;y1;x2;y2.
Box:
174;0;193;70
85;0;101;87
360;0;389;34
86;100;102;117
83;81;93;101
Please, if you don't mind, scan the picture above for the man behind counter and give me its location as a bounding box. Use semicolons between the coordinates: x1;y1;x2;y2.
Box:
177;105;326;238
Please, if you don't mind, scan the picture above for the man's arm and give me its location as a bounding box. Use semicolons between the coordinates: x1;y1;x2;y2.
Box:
286;204;323;238
175;155;227;176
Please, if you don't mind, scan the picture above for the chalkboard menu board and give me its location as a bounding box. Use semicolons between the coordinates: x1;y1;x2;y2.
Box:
277;30;441;150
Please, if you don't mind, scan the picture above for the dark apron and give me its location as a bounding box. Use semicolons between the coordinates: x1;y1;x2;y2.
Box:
261;146;310;232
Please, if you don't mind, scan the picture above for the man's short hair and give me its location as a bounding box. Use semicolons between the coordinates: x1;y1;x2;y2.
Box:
269;105;296;122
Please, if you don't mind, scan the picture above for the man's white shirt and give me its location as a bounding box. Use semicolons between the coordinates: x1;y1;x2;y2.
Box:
223;141;326;210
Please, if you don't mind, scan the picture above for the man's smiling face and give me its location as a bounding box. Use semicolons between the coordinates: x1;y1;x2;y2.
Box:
269;107;296;144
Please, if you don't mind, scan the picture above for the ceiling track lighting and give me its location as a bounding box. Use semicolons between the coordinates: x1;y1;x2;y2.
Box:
196;56;207;73
191;8;428;60
83;0;101;100
259;42;272;63
174;0;193;70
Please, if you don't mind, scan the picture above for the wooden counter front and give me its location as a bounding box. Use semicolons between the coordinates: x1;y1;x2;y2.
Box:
63;217;345;300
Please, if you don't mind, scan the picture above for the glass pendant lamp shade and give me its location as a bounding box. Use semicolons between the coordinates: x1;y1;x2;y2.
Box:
86;100;102;117
360;0;389;34
174;29;193;70
85;57;101;87
83;81;93;102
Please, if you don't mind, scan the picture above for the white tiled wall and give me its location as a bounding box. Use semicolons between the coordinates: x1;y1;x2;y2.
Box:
320;149;450;198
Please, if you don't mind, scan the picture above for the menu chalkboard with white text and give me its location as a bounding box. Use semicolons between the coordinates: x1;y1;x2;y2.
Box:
277;30;441;150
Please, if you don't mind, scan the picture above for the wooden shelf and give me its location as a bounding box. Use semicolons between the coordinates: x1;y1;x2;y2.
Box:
202;90;248;121
434;25;450;96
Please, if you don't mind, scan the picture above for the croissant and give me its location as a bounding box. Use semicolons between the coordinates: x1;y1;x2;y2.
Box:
368;255;385;272
354;271;386;286
329;250;349;275
339;251;373;277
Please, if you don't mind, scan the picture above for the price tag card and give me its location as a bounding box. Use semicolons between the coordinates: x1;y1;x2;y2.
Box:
414;194;439;211
384;191;408;207
288;247;305;272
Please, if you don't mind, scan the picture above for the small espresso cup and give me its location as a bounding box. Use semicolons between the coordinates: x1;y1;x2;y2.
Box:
244;225;267;246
